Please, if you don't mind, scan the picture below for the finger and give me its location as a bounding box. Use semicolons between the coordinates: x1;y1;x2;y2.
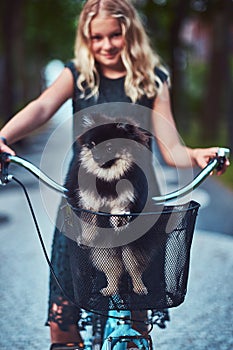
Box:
197;158;209;169
207;147;219;156
212;147;219;153
0;144;16;156
216;159;230;176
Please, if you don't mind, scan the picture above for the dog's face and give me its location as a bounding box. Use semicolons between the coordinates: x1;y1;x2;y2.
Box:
77;115;150;181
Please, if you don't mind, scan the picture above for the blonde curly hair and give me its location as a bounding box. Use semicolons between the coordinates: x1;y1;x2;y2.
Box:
74;0;168;102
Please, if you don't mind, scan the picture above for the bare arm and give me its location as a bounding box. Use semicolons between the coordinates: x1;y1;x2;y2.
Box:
0;67;74;153
152;83;222;170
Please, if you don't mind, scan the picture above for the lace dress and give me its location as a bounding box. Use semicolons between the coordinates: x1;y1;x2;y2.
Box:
46;61;168;330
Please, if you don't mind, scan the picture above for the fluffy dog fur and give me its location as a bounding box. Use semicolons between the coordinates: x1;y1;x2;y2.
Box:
65;114;152;296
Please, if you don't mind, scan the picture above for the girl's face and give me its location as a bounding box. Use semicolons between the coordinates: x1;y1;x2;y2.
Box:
89;15;125;76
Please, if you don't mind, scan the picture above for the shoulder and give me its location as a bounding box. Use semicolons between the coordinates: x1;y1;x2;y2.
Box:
64;60;80;81
154;66;169;84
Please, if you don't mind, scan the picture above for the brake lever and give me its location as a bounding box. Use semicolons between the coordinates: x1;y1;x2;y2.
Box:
215;147;230;171
0;152;12;185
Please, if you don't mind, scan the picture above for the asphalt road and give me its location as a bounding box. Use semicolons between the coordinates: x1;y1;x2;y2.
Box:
0;117;233;349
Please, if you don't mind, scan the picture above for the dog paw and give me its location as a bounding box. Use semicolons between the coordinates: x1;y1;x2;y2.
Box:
100;286;118;296
133;286;148;295
110;210;131;231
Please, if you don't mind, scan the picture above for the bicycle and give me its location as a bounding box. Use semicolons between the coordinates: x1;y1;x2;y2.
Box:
0;147;230;350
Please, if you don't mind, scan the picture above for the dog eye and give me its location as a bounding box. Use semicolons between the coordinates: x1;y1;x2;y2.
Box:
87;141;95;149
105;143;112;153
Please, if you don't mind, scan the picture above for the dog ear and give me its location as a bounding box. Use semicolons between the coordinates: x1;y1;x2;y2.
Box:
136;128;153;149
82;113;116;129
81;114;96;129
128;124;153;149
116;122;128;131
140;130;153;149
117;122;152;148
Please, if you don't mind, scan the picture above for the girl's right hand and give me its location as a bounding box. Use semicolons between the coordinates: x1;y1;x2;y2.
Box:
0;140;16;156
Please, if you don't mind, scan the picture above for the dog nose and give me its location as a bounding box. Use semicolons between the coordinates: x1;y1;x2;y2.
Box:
93;153;101;161
91;147;99;159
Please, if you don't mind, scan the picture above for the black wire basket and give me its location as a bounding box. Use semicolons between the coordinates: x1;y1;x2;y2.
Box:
63;200;200;311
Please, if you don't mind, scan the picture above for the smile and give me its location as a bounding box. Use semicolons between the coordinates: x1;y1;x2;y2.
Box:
102;51;118;58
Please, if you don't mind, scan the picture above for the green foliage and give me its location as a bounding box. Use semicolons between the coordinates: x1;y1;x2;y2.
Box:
1;0;232;150
217;162;233;191
24;0;83;63
185;61;207;119
0;0;84;122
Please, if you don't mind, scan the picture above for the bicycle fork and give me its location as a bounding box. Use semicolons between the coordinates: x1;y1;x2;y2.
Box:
101;311;152;350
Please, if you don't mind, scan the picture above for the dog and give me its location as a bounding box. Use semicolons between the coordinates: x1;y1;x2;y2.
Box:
65;113;152;296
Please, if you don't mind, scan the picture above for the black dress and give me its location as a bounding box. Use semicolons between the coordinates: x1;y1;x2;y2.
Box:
46;61;168;330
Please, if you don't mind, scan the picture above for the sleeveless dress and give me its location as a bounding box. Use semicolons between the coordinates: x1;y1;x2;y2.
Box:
46;61;168;330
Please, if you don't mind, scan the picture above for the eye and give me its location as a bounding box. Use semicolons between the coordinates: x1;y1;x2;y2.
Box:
90;35;102;42
86;141;95;149
111;32;122;39
105;142;112;153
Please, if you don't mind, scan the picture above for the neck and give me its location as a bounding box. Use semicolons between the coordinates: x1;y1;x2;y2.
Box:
98;64;126;79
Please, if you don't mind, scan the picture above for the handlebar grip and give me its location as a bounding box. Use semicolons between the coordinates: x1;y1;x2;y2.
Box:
0;152;11;185
216;147;230;171
217;147;230;158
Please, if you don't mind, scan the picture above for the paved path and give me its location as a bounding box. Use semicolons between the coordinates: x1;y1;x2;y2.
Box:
0;110;233;349
1;184;233;349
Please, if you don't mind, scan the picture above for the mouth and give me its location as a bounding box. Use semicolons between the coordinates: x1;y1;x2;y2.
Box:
104;53;115;58
102;51;119;59
98;158;118;168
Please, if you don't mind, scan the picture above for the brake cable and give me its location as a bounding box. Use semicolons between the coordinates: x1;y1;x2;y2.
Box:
11;175;150;326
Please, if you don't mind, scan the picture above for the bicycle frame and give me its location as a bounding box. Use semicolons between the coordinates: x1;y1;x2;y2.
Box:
102;310;152;350
79;310;152;350
0;147;230;350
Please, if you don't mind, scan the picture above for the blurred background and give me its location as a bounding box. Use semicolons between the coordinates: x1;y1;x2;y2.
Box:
0;0;232;185
0;2;233;349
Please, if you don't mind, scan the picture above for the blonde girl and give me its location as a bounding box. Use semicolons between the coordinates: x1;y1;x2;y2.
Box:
0;1;228;348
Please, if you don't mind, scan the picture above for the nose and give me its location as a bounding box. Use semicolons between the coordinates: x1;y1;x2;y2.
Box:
102;37;112;50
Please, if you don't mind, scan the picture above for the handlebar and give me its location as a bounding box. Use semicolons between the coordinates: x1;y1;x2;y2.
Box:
0;147;230;203
153;147;230;204
0;152;67;194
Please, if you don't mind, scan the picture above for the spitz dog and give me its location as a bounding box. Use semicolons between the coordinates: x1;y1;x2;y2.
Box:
65;114;152;296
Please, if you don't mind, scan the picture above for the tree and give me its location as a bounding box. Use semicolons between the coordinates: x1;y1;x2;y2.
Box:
1;0;232;148
0;0;82;125
200;0;233;143
0;0;27;122
137;0;233;146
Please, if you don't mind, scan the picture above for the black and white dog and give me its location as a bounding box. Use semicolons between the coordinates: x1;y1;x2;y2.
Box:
65;114;152;296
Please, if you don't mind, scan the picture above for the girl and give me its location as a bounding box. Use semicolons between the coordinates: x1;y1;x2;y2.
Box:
0;1;228;349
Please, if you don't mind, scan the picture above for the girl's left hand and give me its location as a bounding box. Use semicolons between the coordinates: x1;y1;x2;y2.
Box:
192;147;230;175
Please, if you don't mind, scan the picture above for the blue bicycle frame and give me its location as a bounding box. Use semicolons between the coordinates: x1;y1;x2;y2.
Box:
102;310;151;350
